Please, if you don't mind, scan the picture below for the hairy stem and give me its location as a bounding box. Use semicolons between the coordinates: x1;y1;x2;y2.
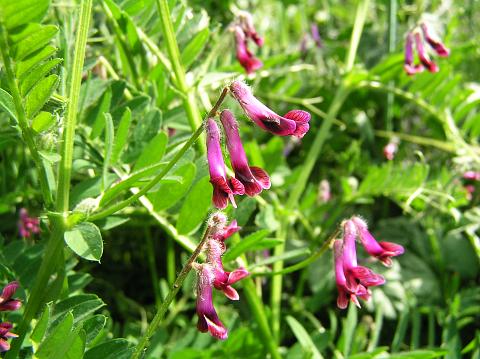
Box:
155;0;205;153
132;226;213;359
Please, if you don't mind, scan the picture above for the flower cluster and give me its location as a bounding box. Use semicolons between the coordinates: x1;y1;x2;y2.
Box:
334;217;404;309
193;213;248;340
230;11;263;74
0;281;22;352
18;208;40;238
404;22;450;75
207;81;311;209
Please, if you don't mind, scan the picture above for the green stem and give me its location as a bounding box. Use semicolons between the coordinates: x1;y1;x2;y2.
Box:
132;226;212;359
269;0;370;343
242;278;282;359
345;0;370;72
0;23;53;207
56;0;93;214
375;129;455;152
5;2;93;357
385;0;397;132
253;229;338;277
89;87;228;221
155;0;205;153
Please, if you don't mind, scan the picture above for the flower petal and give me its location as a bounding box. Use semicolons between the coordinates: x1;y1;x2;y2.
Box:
249;166;271;190
204;315;228;340
227;268;249;285
0;282;18;303
222;285;239;301
0;338;10;352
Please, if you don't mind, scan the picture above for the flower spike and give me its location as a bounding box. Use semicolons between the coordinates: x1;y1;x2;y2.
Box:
220;110;271;196
206;118;245;209
229;81;311;138
18;208;40;238
193;263;228;340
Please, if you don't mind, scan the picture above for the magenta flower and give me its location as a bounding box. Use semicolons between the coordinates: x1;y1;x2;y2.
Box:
193;263;228;340
463;171;480;181
238;11;264;47
421;23;449;57
234;27;263;74
352;217;405;267
220;110;271;196
229;81;311;138
18;208;40;238
206;238;249;300
0;282;21;312
206;118;245;209
404;33;424;75
414;31;439;73
334;240;369;309
212;220;241;250
0;322;17;352
334;221;385;309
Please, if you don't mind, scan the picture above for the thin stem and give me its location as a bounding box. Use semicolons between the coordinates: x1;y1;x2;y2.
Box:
0;23;53;207
155;0;205;153
253;229;338;277
89;88;228;221
56;0;93;214
242;278;282;359
132;226;213;359
386;0;397;132
375;129;455;152
345;0;371;72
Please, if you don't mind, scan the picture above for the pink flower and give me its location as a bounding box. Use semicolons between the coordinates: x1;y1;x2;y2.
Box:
465;185;475;201
206;118;245;209
233;27;263;74
238;11;264;47
193;263;228;340
421;23;449;57
383;141;398;161
318;179;331;203
352;217;404;267
404;33;424;75
463;171;480;181
0;322;18;352
414;31;439;73
334;221;385;309
212;220;241;248
220;110;271;196
18;208;40;238
0;282;21;312
229;81;311;138
205;238;249;300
